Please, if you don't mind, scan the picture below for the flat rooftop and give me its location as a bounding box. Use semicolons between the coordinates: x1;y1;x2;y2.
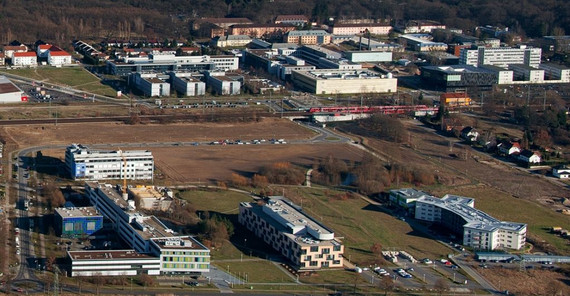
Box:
68;250;158;261
129;186;163;199
151;236;210;250
417;194;526;232
86;182;130;209
131;214;174;240
55;206;101;218
300;69;385;80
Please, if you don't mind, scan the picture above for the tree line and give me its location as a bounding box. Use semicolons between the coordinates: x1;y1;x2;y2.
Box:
0;0;567;45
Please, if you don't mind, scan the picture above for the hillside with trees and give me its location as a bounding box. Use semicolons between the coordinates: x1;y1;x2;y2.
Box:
0;0;568;45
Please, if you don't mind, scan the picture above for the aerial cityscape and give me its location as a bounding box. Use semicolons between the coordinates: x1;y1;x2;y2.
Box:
0;0;570;295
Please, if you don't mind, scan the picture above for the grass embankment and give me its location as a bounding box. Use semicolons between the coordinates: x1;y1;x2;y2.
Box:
3;67;118;97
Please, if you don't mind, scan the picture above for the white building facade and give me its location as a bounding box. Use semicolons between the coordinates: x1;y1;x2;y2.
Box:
12;52;37;66
170;73;206;96
414;194;526;250
48;51;73;66
65;144;154;181
459;46;542;68
291;69;397;95
68;250;161;276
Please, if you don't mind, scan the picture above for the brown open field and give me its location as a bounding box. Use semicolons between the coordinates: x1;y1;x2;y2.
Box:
152;143;363;182
0;118;314;148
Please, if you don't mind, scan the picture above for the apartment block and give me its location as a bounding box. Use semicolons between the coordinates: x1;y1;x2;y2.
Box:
239;198;344;270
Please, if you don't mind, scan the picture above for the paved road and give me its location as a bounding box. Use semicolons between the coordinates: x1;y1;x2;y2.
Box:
10;147;45;293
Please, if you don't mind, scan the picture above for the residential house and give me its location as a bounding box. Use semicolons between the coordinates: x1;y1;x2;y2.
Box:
12;52;37;67
497;141;521;156
48;50;72;66
0;52;4;65
3;45;28;59
460;127;479;142
518;150;541;164
552;165;570;179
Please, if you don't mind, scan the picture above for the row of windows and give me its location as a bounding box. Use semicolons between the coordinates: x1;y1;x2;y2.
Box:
163;256;209;262
162;251;209;256
162;263;209;269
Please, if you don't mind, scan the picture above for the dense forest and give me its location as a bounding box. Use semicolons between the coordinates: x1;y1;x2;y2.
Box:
0;0;568;45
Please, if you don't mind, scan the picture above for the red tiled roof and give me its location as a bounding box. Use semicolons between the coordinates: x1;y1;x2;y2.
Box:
13;52;37;57
275;15;309;22
39;44;51;50
49;51;70;56
3;45;27;51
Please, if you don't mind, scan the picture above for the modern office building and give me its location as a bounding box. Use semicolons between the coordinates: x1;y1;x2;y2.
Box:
54;207;103;238
106;54;238;76
389;188;430;213
344;51;392;63
291;69;397;94
414;194;526;250
420;65;498;92
398;34;448;52
508;64;545;82
459;45;542;68
65;144;154;181
169;72;206;96
130;73;170;97
68;250;161;276
239;197;344;270
84;182;210;275
539;63;570;82
206;72;241;95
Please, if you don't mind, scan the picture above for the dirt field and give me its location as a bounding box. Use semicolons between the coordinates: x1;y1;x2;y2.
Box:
476;266;569;296
0;118;314;148
152;143;364;182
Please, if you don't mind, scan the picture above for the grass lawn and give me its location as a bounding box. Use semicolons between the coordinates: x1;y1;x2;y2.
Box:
2;67;118;97
273;187;451;265
177;189;254;214
214;261;294;283
438;186;570;254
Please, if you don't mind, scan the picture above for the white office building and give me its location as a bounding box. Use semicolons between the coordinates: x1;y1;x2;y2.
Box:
239;197;344;270
65;144;154;181
508;64;545;82
206;72;241;95
459;45;542;68
414;194;526;250
130;73;170;97
169;72;206;96
539;63;570;82
291;69;397;95
84;182;210;275
68;250;161;276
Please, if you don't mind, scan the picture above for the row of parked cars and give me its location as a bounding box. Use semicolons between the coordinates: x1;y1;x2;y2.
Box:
209;138;286;145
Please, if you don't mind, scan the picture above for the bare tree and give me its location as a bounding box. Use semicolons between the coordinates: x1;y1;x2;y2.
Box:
434;278;450;295
379;276;395;295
